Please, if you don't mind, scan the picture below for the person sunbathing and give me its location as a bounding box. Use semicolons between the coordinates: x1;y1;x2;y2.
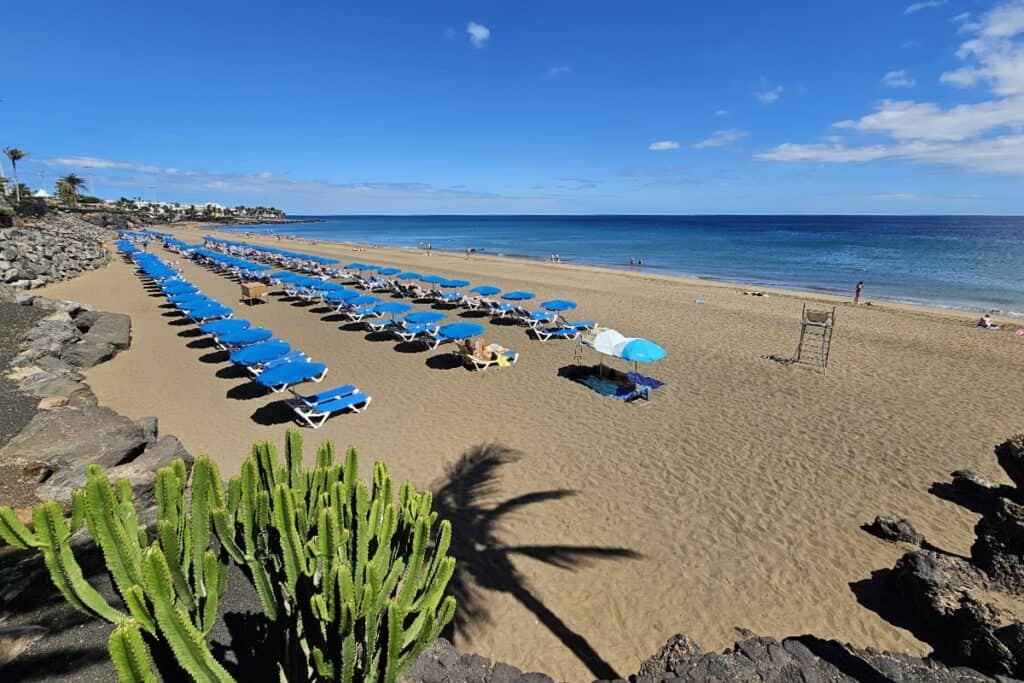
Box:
471;338;496;360
978;314;1000;330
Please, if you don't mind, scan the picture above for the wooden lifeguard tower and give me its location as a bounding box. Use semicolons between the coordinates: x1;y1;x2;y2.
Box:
791;304;836;374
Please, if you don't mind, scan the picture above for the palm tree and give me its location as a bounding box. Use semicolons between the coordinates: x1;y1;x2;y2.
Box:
3;148;26;204
57;173;86;205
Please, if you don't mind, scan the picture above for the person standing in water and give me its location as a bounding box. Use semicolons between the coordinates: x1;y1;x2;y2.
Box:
854;281;864;304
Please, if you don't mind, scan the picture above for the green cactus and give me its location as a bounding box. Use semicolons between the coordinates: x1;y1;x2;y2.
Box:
0;430;457;683
0;457;233;683
212;430;457;683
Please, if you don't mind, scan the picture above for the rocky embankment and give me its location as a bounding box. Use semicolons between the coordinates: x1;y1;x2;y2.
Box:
0;213;113;289
0;286;191;526
0;286;196;677
862;438;1024;679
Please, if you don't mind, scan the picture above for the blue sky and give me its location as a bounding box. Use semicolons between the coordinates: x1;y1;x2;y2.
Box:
3;0;1023;214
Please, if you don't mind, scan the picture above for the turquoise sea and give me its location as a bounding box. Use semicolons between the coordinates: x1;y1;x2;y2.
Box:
222;215;1024;315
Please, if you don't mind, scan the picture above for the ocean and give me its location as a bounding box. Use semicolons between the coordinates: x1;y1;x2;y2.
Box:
221;215;1024;315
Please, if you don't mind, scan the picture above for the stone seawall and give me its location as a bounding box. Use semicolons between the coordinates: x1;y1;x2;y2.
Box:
0;213;113;289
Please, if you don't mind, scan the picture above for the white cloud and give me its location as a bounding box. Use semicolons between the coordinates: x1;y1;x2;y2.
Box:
715;109;729;116
905;0;947;14
952;12;971;23
758;1;1024;175
546;65;572;78
467;22;490;48
940;1;1024;95
40;155;567;212
49;156;166;174
756;135;1024;173
757;85;783;103
833;97;1024;140
756;143;892;163
882;69;916;87
693;129;749;149
648;140;680;151
866;193;922;201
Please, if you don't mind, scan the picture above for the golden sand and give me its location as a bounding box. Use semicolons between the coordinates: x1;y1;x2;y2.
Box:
39;225;1024;680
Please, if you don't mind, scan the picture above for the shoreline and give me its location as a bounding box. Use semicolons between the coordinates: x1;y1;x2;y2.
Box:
188;222;1023;328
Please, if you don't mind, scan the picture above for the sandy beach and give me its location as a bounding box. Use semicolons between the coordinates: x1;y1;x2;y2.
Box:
39;225;1024;680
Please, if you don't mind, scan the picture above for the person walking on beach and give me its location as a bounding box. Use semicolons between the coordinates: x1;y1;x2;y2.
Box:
854;281;864;304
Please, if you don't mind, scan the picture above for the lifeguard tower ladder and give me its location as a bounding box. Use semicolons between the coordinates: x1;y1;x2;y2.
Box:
791;304;835;374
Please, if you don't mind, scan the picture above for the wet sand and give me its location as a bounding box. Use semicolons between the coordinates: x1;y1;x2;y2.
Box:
39;225;1024;680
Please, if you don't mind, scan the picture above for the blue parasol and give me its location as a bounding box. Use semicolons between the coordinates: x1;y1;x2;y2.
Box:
373;301;413;317
618;338;666;363
437;322;486;339
541;299;577;312
325;288;360;302
376;267;402;276
405;310;446;324
346;295;381;307
471;285;501;296
502;291;536;301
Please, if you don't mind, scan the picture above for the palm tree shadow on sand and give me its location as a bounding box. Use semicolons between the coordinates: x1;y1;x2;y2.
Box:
430;443;642;680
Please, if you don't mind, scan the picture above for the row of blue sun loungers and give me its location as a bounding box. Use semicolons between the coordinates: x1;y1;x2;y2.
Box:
195;240;597;342
186;241;588;372
115;242;370;428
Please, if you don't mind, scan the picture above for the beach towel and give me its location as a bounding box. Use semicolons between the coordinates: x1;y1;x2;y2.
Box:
496;353;510;368
628;371;665;389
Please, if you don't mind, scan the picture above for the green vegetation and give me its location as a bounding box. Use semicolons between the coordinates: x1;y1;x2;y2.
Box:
0;431;456;683
3;147;25;204
56;173;87;206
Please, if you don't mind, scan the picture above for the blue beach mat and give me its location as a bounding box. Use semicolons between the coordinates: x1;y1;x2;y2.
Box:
627;371;665;389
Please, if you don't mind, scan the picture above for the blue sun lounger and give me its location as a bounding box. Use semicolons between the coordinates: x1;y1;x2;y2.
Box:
420;329;453;350
244;350;310;377
255;361;327;393
200;318;250;336
169;292;209;306
289;383;359;408
215;327;273;349
188;303;232;321
346;305;382;323
286;386;372;428
162;281;199;296
392;320;441;342
230;340;291;367
531;326;581;342
519;309;556;329
177;297;221;314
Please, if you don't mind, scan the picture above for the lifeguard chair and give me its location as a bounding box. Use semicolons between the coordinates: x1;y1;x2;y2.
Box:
791;304;835;374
